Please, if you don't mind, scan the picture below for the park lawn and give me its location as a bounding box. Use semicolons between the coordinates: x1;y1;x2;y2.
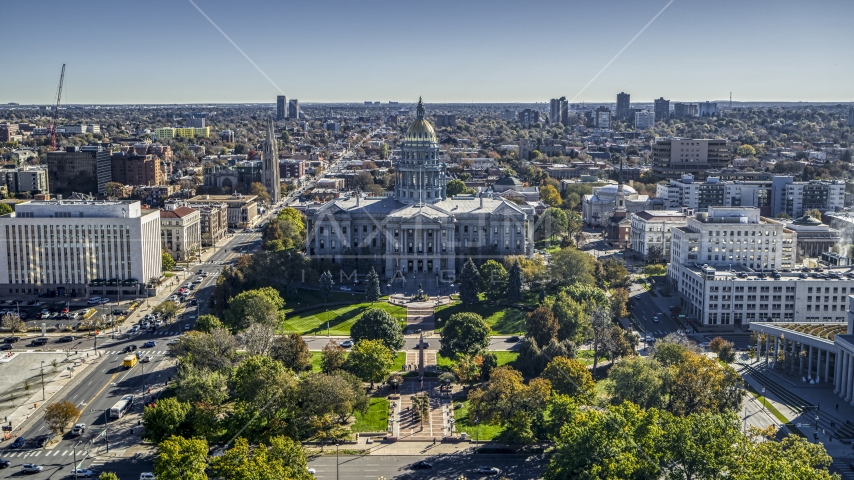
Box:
283;302;407;335
454;399;502;441
434;302;526;335
283;288;386;314
437;351;519;369
351;397;390;433
310;351;405;373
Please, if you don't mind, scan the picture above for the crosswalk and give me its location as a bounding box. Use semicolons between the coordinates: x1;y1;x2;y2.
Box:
4;448;84;458
103;350;170;355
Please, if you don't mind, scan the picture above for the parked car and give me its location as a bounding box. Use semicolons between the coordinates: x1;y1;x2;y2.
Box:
70;469;94;478
0;458;10;468
185;324;191;331
58;335;74;343
99;298;110;304
21;463;43;473
174;266;186;271
71;423;86;436
412;461;433;469
3;336;20;343
415;342;430;348
0;344;12;351
143;341;156;348
190;299;198;306
9;436;26;448
339;286;352;292
87;297;102;305
139;473;157;480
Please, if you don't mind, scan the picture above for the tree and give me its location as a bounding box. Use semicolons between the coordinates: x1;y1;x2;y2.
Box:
478;260;507;301
250;181;271;205
439;312;491;359
516;337;545;377
298;372;369;429
506;261;524;303
230;355;297;411
142;398;192;443
43;400;80;434
717;341;736;363
224;287;285;331
667;351;744;416
319;271;334;303
526;307;559;347
174;364;229;406
320;340;347;374
170;328;238;373
598;257;631;289
350;308;405;351
364;267;381;302
104;182;125;199
459;258;481;305
605;356;665;409
0;203;11;216
1;313;24;332
806;208;823;220
737;144;756;157
153;301;180;322
609;288;629;321
270;333;312;371
446;179;473;197
211;436;313;480
590;305;611;374
733;434;837;479
162;251;176;271
98;474;120;480
541;357;595;399
550;291;591;344
548;247;597;287
194;314;223;333
646;244;663;263
540;184;562;207
345;339;394;389
709;337;728;354
154;435;209;480
538;207;568;241
468;366;551;445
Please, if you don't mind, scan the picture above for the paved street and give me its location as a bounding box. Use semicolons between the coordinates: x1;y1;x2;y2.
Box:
308;453;545;480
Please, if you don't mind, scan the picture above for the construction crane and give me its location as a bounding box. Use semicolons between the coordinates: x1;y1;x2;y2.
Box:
50;64;66;151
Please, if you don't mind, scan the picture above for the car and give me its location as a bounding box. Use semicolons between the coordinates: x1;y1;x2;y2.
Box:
415;342;430;348
139;473;157;480
0;344;11;351
130;325;139;333
190;299;198;306
143;340;157;348
185;324;191;331
307;468;316;475
58;335;74;342
167;339;179;346
505;335;521;343
21;463;43;473
0;458;10;468
123;344;138;353
339;286;352;291
31;337;48;346
192;277;203;284
339;340;353;348
142;355;152;363
197;269;205;274
36;434;54;447
9;436;26;448
652;316;660;323
155;320;164;327
475;466;501;475
412;461;433;469
112;309;125;316
99;298;110;304
71;423;86;436
70;469;94;478
87;297;102;305
4;336;20;343
174;266;186;271
698;342;711;349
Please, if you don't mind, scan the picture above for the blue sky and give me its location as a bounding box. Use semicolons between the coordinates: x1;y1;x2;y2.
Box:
2;0;853;104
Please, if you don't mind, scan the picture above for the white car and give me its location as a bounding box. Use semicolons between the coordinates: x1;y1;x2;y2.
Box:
308;467;316;475
339;286;352;292
140;473;157;480
652;316;660;323
475;466;501;475
339;340;353;348
185;324;191;331
70;468;94;477
87;297;101;305
22;464;44;473
99;298;110;304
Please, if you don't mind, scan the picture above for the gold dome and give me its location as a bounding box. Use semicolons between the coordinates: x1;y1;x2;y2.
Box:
405;97;437;143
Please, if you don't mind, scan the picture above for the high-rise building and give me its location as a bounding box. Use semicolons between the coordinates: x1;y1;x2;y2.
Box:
549;97;567;125
277;95;288;120
848;107;854;127
0;166;49;195
595;107;612;129
651;138;731;178
518;109;540;126
0;199;161;297
634;110;655;130
616;92;630;120
45;146;111;196
699;102;717;118
654;97;670;121
288;99;300;120
771;177;845;218
674;103;698;118
110;152;162;186
435;114;457;127
187;116;206;128
262;120;281;204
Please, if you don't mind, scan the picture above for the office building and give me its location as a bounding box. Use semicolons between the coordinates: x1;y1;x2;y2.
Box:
674;103;698;118
651;138;731;178
192;202;228;246
45;146;111;196
280;159;306;180
654;97;670;121
154;127;210;139
550;97;567;126
277;95;288;121
849;108;854;127
56;125;100;135
699;101;717;118
325;121;340;132
289;99;300;120
634;110;655;130
518;109;540;126
595;107;612;129
219;130;235;143
435;114;457;127
0;165;49;195
656;175;772;212
616;92;630;120
0;124;20;142
771;177;845;218
261;120;281;204
187;116;205;128
188;194;258;228
160;203;201;262
110;152;162;187
0;199;161;297
630;209;689;261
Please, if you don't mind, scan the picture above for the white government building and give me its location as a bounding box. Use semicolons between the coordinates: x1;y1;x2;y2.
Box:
0;199;161;297
306;99;533;285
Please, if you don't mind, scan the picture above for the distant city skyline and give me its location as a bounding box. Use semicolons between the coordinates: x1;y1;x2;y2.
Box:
2;0;853;104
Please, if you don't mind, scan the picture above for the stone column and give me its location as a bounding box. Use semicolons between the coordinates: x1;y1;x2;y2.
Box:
847;353;854;403
835;351;844;393
841;353;850;399
773;336;779;366
757;335;762;363
765;335;771;364
790;340;796;373
807;345;813;379
824;349;831;383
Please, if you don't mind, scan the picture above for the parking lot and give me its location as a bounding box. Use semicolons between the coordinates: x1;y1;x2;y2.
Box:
0;298;134;331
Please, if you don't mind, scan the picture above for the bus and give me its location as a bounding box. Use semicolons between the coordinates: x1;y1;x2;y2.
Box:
109;395;134;419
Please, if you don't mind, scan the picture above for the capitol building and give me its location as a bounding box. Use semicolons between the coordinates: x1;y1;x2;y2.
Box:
306;99;533;286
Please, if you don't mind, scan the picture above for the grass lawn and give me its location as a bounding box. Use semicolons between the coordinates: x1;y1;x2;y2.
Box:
283;288;386;314
351;397;390;433
283;302;407;335
454;399;502;441
310;351;406;373
434;302;527;335
437;351;519;369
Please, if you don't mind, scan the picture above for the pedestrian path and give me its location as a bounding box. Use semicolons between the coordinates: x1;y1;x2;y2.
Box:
101;350;170;356
831;460;854;480
3;448;84;458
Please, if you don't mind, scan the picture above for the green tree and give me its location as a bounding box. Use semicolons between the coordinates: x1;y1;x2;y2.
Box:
320;340;347;374
270;333;312;371
609;288;630;320
162;251;176;271
345;339;394;389
98;473;120;480
548;247;597;287
733;434;837;479
538;207;568;241
605;356;665;409
43;400;80;434
506;261;524;303
667;351;744;416
540;184;562;207
319;271;334;303
478;260;507;301
211;436;313;480
438;312;491;359
142;397;192;443
541;357;595;399
526;306;559;347
250;181;272;205
224;287;285;331
350;308;405;351
194;314;223;333
737;144;756;157
104;182;125;199
446;179;473;196
598;257;631;289
298;372;369;433
154;435;209;480
468;366;551;445
459;258;481;305
170;328;238;373
153;301;180;322
0;203;11;216
229;355;297;411
174;364;229;406
549;290;591;344
364;267;381;302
